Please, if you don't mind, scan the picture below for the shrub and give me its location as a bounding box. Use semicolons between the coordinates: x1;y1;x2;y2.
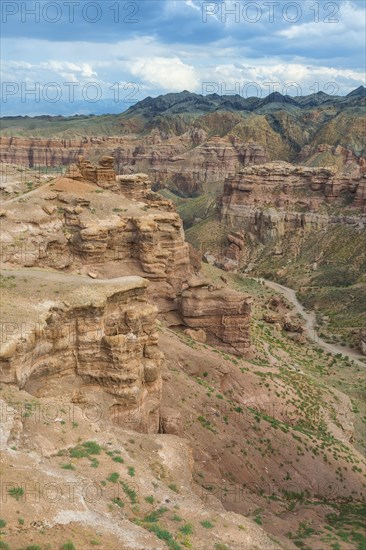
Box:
107;472;120;483
180;523;194;535
112;497;124;508
69;441;101;458
8;486;24;500
143;507;168;523
201;520;214;529
61;463;75;470
120;480;137;504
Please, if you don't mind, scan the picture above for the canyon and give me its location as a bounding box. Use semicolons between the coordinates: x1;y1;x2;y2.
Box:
0;134;268;196
219;161;366;249
1;89;366;550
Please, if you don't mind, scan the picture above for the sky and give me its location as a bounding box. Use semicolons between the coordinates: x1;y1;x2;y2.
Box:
1;0;365;116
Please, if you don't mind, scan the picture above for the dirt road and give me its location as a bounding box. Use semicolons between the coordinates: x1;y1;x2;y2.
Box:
254;278;365;368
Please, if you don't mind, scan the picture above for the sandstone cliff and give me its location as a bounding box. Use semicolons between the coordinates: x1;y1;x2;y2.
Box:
220;162;366;251
0;270;162;433
0;134;267;196
181;277;252;355
1;156;252;355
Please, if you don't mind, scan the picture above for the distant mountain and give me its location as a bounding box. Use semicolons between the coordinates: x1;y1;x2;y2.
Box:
346;85;366;98
1;87;365;163
123;87;364;118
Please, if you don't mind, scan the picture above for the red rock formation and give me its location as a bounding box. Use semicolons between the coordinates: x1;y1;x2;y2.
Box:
0;135;267;196
1;156;253;354
0;270;163;432
217;161;366;268
180;277;252;355
299;144;366;177
66;155;116;187
220;162;366;233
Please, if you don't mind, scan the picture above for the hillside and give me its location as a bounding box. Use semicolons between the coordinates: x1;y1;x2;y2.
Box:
1;158;365;550
1;88;365;172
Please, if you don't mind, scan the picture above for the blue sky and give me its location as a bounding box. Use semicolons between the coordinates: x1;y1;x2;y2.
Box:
1;0;365;115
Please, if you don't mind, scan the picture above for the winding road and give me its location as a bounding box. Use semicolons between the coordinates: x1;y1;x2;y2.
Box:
252;278;365;368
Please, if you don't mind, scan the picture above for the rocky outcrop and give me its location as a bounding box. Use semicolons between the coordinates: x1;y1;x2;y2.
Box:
359;329;366;356
0;135;267;196
116;173;152;200
1;156;253;354
180;277;252;355
299;144;366;177
222;162;366;211
0;172;192;312
220;162;366;242
0;270;163;432
66;155;117;187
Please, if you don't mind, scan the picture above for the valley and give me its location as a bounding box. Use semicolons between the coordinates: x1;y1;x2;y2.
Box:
0;89;365;550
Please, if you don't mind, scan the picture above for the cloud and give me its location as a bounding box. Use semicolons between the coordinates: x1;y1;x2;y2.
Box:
0;0;365;114
130;57;199;91
198;62;365;96
39;62;97;78
185;0;201;11
279;0;365;42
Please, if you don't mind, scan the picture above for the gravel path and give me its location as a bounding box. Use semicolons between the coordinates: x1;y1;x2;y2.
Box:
254;278;365;368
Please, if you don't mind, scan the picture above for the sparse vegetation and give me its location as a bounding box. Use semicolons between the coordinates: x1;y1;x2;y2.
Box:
8;486;24;500
200;520;214;529
61;463;75;470
107;472;120;483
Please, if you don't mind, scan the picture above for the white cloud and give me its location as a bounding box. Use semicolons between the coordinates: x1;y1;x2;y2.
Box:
185;0;200;11
39;61;97;78
197;62;366;96
278;0;365;47
130;57;199;91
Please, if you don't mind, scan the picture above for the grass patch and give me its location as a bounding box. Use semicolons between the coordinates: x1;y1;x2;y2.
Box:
112;497;124;508
112;456;124;464
120;480;138;504
107;472;120;483
145;523;182;550
143;507;168;523
180;523;194;535
69;441;102;459
61;463;75;470
8;486;24;500
201;520;214;529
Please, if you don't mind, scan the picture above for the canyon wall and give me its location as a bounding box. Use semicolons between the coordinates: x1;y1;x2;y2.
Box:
220;162;366;239
0;134;267;196
0;271;162;432
1;156;252;355
181;277;252;355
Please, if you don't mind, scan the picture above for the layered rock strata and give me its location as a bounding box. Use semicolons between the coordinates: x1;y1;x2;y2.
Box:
1;156;252;354
220;162;366;243
180;277;252;355
0;270;162;432
0;135;267;196
0;173;191;312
